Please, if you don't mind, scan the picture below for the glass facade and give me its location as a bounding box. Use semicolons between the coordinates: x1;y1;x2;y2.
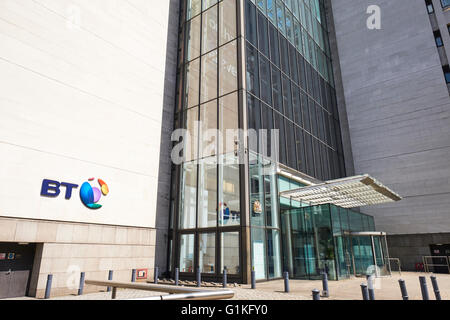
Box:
171;0;376;283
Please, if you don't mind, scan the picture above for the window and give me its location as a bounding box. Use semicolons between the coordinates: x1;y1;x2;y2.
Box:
219;0;237;45
180;234;195;272
221;232;240;274
180;162;197;229
218;154;240;227
434;30;443;47
199;233;215;273
441;0;450;9
426;0;435;13
200;50;218;103
443;65;450;83
219;40;238;96
197;157;217;228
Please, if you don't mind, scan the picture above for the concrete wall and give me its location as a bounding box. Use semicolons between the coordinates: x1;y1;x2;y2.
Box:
388;233;450;271
330;0;450;235
0;0;177;296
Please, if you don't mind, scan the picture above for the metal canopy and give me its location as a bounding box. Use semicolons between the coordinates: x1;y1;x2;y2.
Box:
280;174;402;208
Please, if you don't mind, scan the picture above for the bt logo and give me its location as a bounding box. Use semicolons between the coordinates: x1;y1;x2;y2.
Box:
41;178;109;209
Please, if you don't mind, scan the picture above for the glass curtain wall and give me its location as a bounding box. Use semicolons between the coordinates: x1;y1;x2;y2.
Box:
281;201;378;280
175;0;241;281
245;0;345;181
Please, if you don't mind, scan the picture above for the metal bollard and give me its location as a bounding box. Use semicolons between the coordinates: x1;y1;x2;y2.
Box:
223;268;228;288
419;276;430;300
398;279;409;300
283;272;290;293
44;274;53;299
107;270;113;292
321;272;329;297
430;275;442;300
78;272;85;296
175;267;179;286
131;269;137;282
251;270;256;289
196;267;201;287
154;267;159;284
312;289;321;300
361;283;369;301
367;275;375;300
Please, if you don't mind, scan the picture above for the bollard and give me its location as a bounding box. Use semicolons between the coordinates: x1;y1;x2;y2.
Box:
107;270;113;292
312;289;321;300
398;279;409;300
223;268;228;288
44;274;53;299
419;276;430;300
131;269;136;283
283;272;290;293
154;267;159;284
321;272;329;297
78;272;85;296
360;283;369;301
196;267;201;287
430;275;442;300
251;269;256;289
175;267;179;286
367;275;375;300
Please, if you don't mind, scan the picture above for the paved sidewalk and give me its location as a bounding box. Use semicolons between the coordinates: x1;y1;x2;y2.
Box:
4;272;449;300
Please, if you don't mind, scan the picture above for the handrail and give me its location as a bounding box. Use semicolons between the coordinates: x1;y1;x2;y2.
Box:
126;290;235;301
84;279;234;300
422;256;450;273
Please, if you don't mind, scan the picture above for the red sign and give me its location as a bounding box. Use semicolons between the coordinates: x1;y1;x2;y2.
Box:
0;253;6;260
136;269;148;280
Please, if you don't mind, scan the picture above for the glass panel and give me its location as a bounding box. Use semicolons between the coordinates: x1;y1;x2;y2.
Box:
268;23;280;67
199;233;216;273
221;232;240;274
185;58;200;109
203;0;218;11
263;159;278;228
219;40;238;96
187;0;202;20
186;15;201;61
202;5;218;54
219;92;239;155
271;66;282;113
200;50;218;103
259;55;272;105
180;162;197;229
251;227;267;280
198;157;217;228
249;153;265;227
267;229;282;278
199;100;217;158
257;11;269;57
219;154;241;226
185;107;199;162
246;44;260;97
245;0;257;46
219;0;237;45
180;234;195;272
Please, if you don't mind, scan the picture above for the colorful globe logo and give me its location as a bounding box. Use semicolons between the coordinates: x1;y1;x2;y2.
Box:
80;178;109;209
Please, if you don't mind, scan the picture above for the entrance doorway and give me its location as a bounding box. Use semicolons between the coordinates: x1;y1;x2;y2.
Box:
429;244;450;274
0;243;36;299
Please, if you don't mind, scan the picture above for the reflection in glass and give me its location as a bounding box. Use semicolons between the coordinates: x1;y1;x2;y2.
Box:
186;15;201;61
202;6;218;54
219;154;240;226
251;228;267;280
219;92;239;155
199;233;216;273
199;100;217;158
180;162;197;229
180;234;195;272
219;0;237;45
201;50;218;103
198;157;217;228
221;232;240;274
219;40;238;96
185;59;200;109
267;229;282;278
